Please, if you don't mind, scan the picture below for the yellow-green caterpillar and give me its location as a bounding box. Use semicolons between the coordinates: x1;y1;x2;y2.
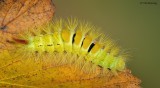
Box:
10;18;126;74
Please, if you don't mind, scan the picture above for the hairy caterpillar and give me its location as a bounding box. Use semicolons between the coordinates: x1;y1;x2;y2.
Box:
8;18;126;74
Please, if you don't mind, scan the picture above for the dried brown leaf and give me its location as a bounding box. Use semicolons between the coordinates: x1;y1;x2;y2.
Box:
0;0;55;48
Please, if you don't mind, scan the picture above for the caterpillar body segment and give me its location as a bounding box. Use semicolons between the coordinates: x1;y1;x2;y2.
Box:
12;19;126;73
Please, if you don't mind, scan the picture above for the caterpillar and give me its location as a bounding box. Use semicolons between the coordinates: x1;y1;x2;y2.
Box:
8;18;126;74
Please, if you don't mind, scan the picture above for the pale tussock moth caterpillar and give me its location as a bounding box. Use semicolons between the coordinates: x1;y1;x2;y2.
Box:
7;18;126;74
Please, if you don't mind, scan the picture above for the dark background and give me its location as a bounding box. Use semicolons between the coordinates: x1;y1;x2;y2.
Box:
54;0;160;88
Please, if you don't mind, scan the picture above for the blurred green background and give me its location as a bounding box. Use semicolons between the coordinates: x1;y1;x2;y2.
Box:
54;0;160;88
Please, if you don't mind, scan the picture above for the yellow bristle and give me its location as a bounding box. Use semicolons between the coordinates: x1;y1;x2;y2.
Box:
73;31;84;54
90;43;102;54
82;36;92;49
62;29;71;43
86;42;102;61
110;46;120;56
74;31;83;45
52;19;63;32
33;35;45;53
104;39;115;53
81;35;93;56
65;18;78;31
116;57;126;71
43;34;55;53
52;32;64;52
72;22;91;54
61;29;73;52
92;49;107;65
